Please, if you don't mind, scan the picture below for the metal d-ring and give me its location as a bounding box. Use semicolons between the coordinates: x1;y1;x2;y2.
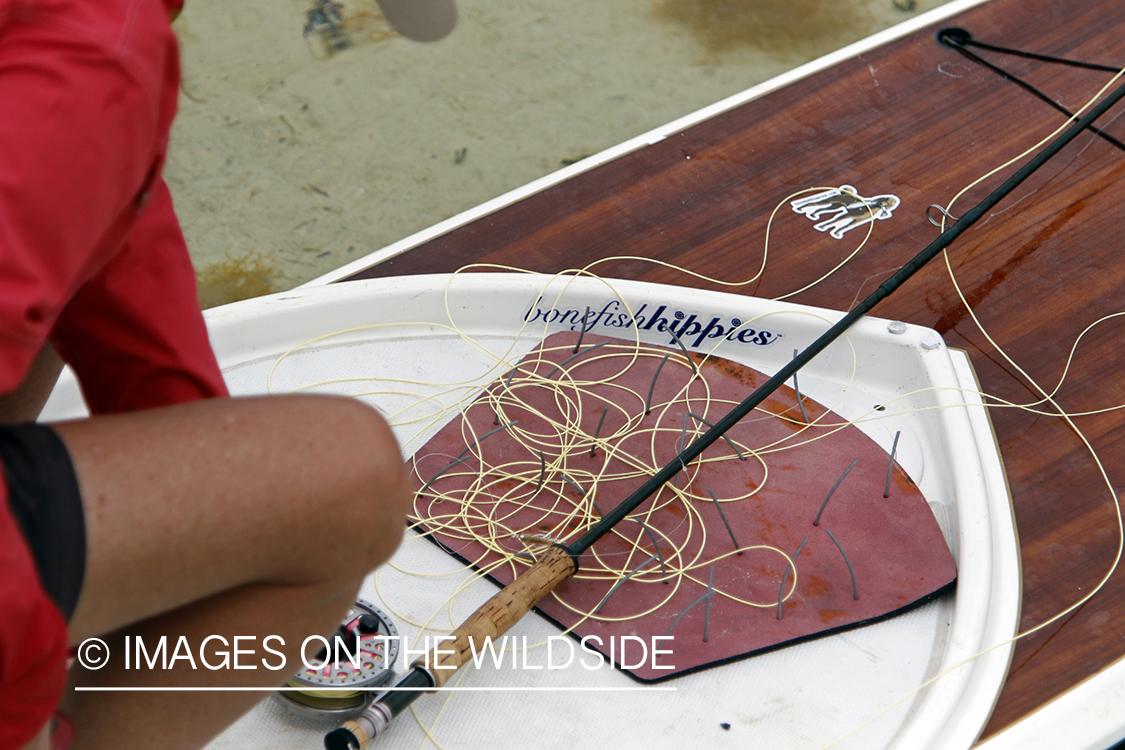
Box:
927;204;961;227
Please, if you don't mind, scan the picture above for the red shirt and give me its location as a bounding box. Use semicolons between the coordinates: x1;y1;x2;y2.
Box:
1;0;226;745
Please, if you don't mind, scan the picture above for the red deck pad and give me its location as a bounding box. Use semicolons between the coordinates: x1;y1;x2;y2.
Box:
409;332;956;681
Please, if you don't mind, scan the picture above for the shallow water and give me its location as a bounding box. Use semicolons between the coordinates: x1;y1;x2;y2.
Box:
168;0;950;307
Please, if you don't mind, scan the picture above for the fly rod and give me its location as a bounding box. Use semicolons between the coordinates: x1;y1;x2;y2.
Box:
325;75;1125;750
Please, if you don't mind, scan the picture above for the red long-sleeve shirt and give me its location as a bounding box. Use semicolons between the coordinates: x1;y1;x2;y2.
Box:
1;0;227;745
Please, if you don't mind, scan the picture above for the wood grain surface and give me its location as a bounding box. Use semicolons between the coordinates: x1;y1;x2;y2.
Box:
344;0;1125;739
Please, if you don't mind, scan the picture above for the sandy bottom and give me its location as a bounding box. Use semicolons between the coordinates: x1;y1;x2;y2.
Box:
168;0;951;307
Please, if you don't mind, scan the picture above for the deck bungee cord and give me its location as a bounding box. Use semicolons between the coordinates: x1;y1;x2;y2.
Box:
257;68;1125;750
937;27;1125;153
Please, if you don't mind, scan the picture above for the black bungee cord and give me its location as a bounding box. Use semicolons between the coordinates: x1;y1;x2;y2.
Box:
938;26;1121;72
938;27;1125;153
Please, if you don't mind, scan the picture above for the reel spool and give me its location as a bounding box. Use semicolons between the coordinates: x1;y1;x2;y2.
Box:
277;599;400;721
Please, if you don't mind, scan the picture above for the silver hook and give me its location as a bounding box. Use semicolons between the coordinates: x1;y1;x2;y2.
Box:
927;204;961;227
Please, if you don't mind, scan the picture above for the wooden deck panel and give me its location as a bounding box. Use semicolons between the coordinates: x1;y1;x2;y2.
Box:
345;0;1125;739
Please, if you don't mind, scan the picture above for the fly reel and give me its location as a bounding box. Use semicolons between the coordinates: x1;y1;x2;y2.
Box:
277;599;400;721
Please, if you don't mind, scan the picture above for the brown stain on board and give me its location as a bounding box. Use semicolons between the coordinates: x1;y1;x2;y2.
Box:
931;199;1088;334
819;609;850;624
703;356;758;388
889;466;917;492
802;575;831;598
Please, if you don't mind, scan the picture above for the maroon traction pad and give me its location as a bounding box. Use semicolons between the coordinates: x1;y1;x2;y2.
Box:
408;332;956;682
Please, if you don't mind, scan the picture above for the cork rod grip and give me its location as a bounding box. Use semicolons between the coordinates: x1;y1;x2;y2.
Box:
415;545;577;687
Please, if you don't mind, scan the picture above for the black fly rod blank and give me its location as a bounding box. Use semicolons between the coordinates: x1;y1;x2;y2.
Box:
325;76;1125;750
